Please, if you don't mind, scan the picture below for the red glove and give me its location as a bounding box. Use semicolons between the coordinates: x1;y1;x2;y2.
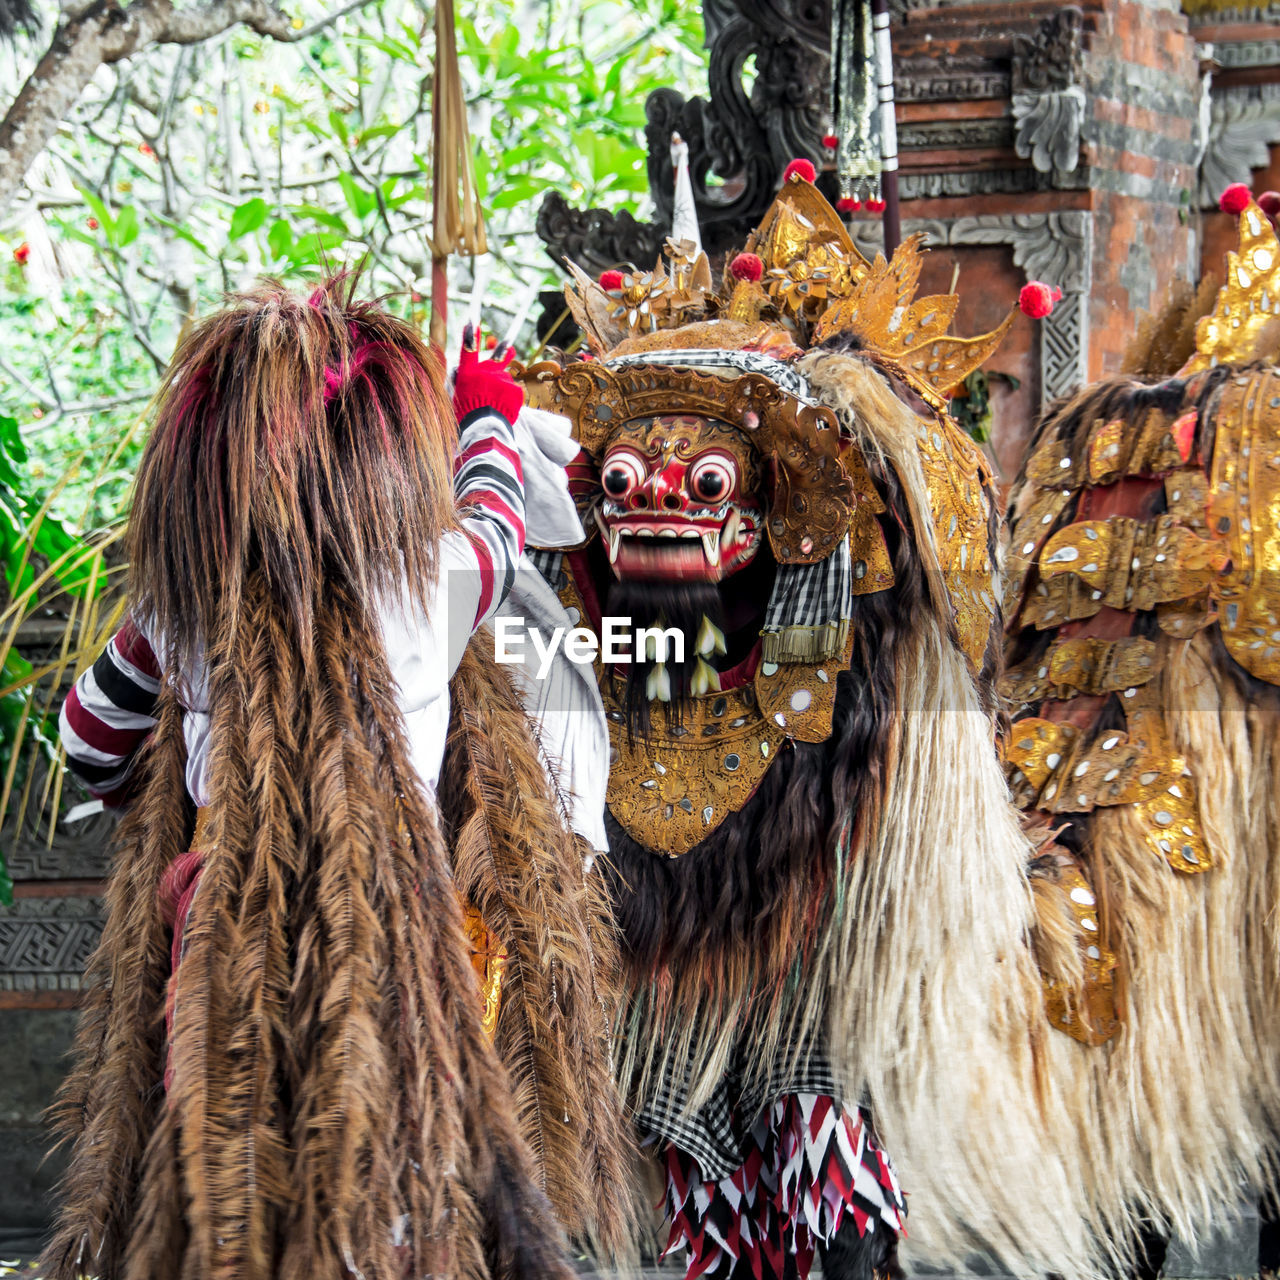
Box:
452;325;524;425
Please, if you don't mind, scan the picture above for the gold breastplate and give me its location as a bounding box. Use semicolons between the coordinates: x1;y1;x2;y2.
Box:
561;578;850;856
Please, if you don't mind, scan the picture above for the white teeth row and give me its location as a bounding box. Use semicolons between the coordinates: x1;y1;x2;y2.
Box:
597;510;756;570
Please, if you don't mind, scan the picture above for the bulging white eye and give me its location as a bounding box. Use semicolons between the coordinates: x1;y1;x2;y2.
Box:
689;453;737;503
601;449;645;499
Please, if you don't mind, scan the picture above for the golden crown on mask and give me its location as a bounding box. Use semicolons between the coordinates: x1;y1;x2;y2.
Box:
558;164;1022;413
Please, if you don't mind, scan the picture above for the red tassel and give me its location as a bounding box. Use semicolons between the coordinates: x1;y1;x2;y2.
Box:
1019;281;1062;319
1220;183;1252;215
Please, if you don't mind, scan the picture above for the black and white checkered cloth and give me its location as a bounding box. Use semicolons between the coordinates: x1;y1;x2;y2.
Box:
525;547;564;588
761;537;853;663
636;1030;843;1179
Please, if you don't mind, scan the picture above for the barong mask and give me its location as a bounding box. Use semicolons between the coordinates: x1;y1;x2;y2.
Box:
597;415;764;583
517;167;1025;855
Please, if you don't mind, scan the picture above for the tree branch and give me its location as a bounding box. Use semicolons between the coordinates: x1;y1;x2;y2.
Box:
0;0;371;212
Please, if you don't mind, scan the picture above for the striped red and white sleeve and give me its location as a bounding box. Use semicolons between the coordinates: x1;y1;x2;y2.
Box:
59;617;161;805
453;407;526;628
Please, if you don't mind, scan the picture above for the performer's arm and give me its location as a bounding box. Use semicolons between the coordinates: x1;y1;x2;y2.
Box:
447;331;527;631
58;616;161;805
453;407;526;629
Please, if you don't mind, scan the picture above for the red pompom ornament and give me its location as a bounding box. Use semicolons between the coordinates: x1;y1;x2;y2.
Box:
836;197;861;213
730;252;764;282
866;198;886;213
1219;183;1252;215
783;158;817;184
599;269;624;291
1259;191;1280;218
13;242;29;265
87;217;99;231
485;333;498;350
1019;281;1062;319
822;134;839;150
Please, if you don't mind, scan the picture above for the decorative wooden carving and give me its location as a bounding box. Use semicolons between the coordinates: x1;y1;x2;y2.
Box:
537;0;833;267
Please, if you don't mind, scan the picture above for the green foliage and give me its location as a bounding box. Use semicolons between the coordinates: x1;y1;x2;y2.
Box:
0;412;79;595
952;369;1022;444
2;0;708;528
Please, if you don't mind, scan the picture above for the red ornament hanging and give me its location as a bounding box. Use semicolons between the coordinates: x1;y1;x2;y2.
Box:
782;158;817;184
1219;183;1252;215
1019;281;1062;319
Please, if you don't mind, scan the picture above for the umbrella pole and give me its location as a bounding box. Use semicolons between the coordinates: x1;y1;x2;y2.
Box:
870;0;901;255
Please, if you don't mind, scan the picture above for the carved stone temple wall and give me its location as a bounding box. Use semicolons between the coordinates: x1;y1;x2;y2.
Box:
537;0;1280;483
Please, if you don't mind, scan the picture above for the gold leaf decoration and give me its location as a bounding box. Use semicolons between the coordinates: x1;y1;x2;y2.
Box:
1185;201;1280;372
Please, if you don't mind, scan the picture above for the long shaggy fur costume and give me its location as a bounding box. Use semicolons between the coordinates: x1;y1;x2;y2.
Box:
1049;634;1280;1245
40;279;625;1280
607;349;1107;1275
801;352;1101;1273
1006;369;1280;1257
441;640;639;1254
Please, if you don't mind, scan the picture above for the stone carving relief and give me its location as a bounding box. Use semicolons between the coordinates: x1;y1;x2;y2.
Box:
535;195;666;276
1199;88;1280;208
538;0;832;267
1010;8;1085;175
0;895;103;993
1;761;114;881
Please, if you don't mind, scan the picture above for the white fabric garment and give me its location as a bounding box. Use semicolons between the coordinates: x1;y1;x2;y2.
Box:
492;562;611;854
158;527;493;808
510;406;585;548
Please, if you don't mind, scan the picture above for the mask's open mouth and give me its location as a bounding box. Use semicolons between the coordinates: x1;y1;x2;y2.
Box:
596;502;762;582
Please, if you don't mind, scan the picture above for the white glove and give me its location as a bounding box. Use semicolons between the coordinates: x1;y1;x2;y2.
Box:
511;406;586;549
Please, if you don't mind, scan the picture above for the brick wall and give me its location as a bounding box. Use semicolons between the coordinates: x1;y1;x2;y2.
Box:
1081;0;1202;377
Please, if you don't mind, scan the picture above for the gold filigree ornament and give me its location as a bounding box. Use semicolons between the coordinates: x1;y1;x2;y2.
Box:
1002;636;1159;703
1037;515;1229;612
602;641;848;856
462;902;508;1039
811;234;1015;412
1004;694;1212;875
1183;199;1280;374
742;170;869;288
546;556;850;856
1206;367;1280;685
1034;859;1120;1046
916;414;1000;669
